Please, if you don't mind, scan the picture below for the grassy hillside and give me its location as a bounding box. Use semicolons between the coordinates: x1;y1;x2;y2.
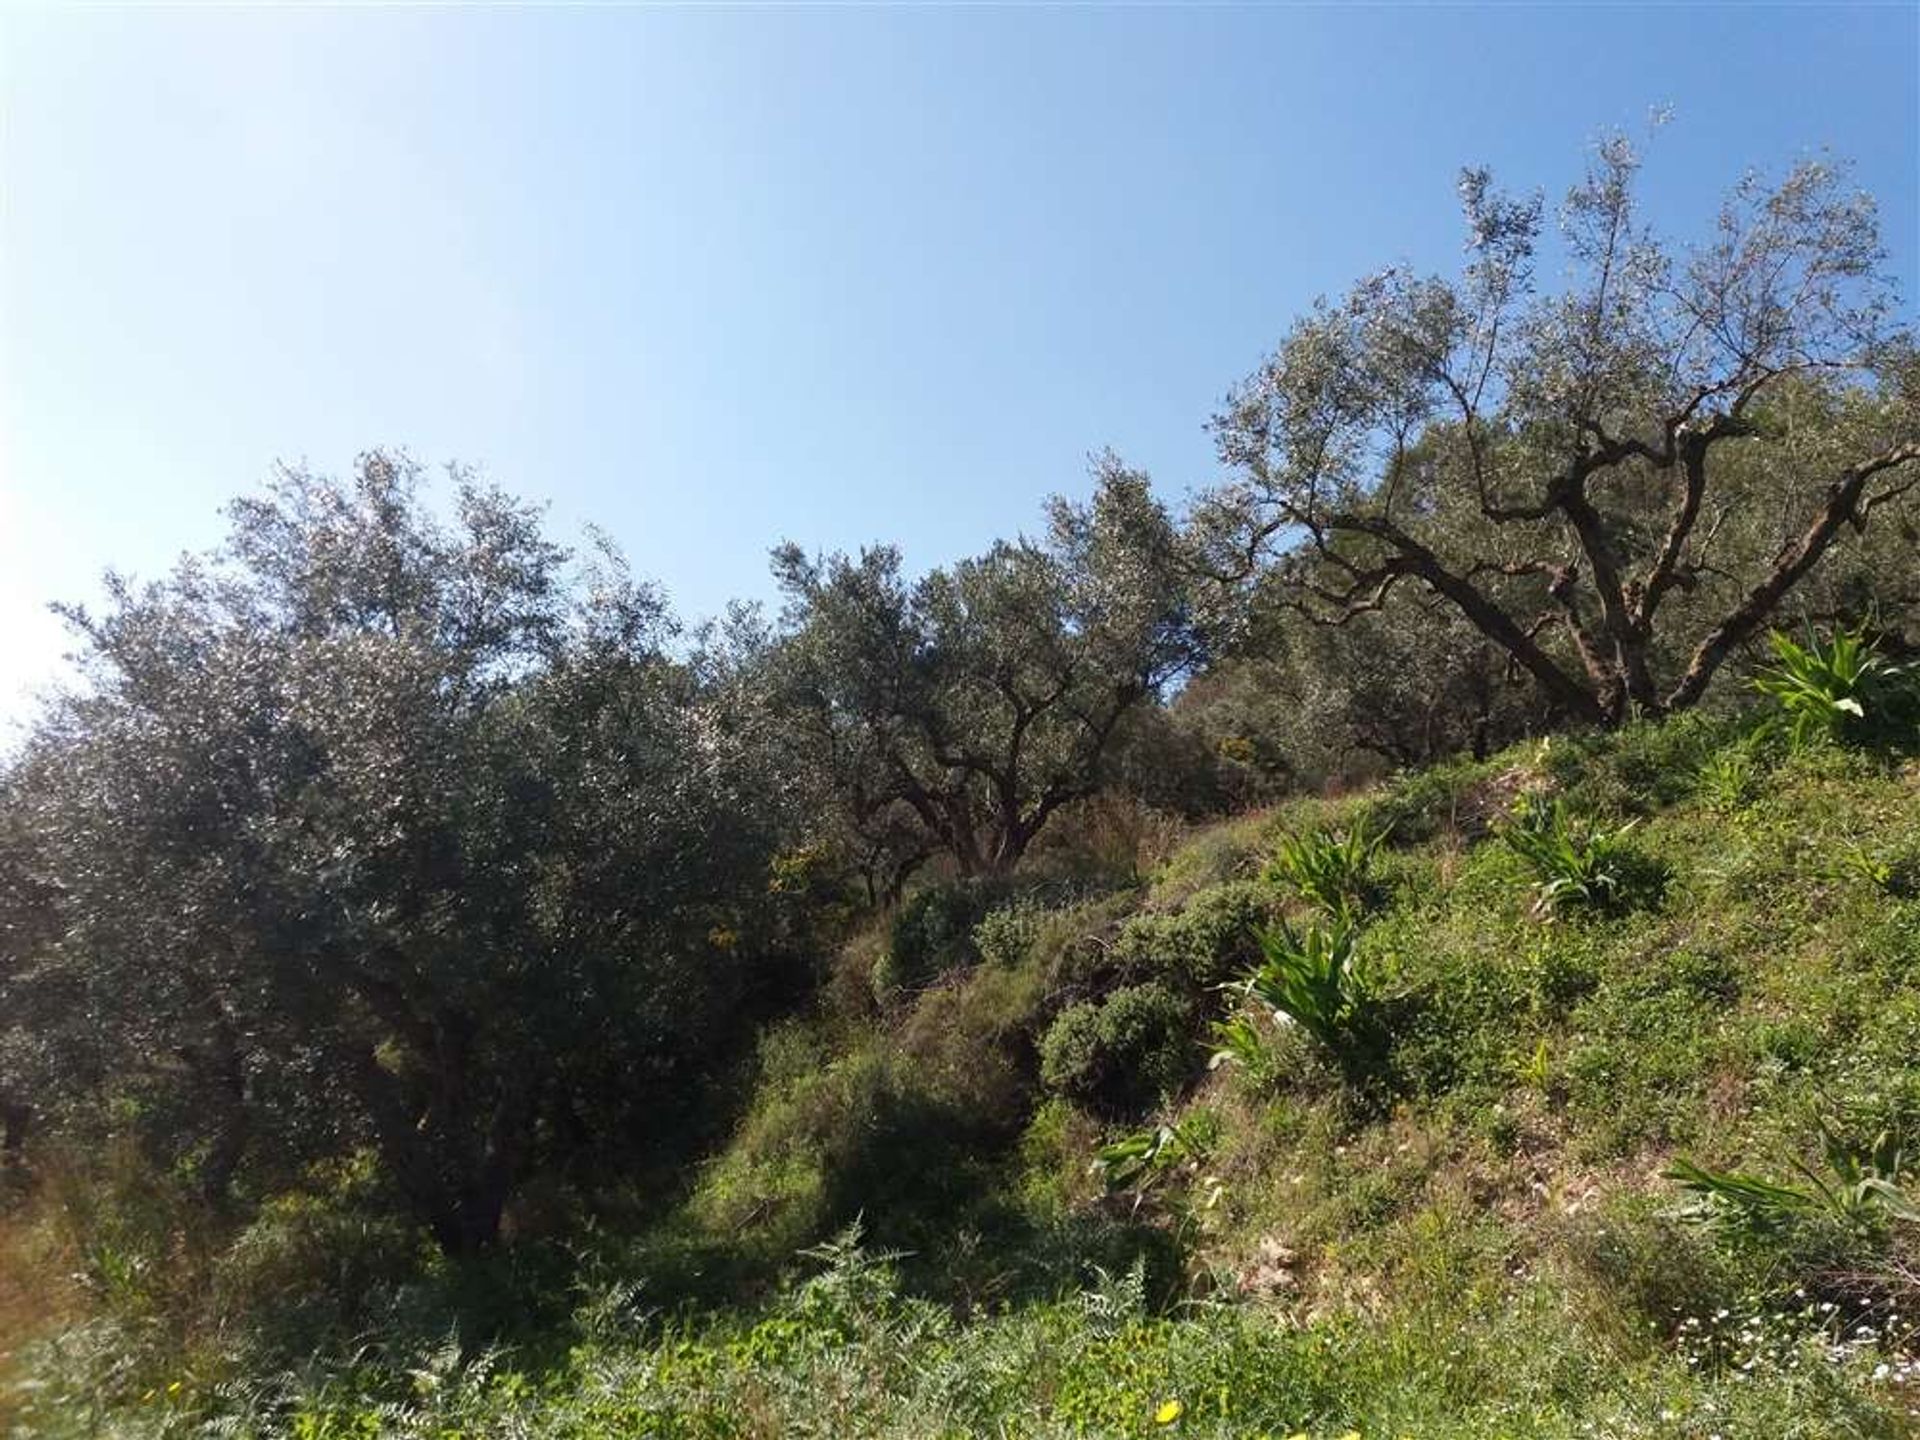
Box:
10;715;1920;1437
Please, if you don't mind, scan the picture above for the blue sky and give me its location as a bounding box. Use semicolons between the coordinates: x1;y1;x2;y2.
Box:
2;4;1915;730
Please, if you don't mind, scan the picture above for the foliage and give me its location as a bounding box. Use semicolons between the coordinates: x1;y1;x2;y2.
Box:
1352;753;1518;845
1266;823;1386;919
1106;881;1274;990
1229;918;1372;1056
875;879;1009;996
1695;742;1763;812
1501;795;1654;917
0;456;802;1255
1755;624;1917;750
1192;135;1920;729
1670;1124;1920;1241
765;459;1195;889
1039;984;1194;1117
13;706;1920;1436
1091;1115;1219;1218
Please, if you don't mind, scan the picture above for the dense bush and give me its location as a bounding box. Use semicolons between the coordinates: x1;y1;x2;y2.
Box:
1107;881;1274;990
874;878;1010;996
970;898;1049;970
1039;984;1194;1116
0;458;804;1257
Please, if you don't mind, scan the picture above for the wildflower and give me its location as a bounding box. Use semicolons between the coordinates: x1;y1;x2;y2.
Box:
1155;1399;1183;1425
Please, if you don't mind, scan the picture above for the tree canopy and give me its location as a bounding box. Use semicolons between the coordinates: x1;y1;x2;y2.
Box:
766;460;1194;893
0;456;800;1252
1192;137;1920;729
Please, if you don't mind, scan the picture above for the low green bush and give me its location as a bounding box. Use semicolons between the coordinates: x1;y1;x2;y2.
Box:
1543;712;1742;815
1355;754;1507;844
1039;984;1194;1116
876;878;1012;996
971;899;1047;968
1107;881;1274;990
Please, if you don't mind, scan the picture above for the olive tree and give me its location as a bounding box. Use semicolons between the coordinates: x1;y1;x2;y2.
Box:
768;460;1193;892
4;454;795;1252
1195;136;1920;727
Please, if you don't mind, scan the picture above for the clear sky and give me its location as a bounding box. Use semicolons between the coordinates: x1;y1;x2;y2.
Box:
2;4;1915;733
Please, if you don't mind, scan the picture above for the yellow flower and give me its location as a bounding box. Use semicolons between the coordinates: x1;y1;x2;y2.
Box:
1155;1398;1184;1424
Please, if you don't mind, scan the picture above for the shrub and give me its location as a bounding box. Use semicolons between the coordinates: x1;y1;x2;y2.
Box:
1107;881;1274;990
877;879;1011;996
1039;984;1193;1116
1355;754;1506;844
971;901;1046;969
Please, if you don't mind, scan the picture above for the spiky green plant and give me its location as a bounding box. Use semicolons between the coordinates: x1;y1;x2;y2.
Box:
1267;823;1386;918
1228;917;1368;1052
1695;745;1760;812
1669;1122;1919;1243
1754;625;1911;749
1091;1117;1211;1194
1502;796;1642;917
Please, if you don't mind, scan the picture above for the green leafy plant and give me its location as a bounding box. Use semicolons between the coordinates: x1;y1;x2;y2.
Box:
1695;745;1761;812
1266;822;1387;918
1754;625;1913;750
1224;917;1370;1054
1502;795;1647;918
1669;1123;1920;1243
1090;1114;1224;1222
1207;1013;1267;1072
1091;1116;1211;1194
1832;840;1918;898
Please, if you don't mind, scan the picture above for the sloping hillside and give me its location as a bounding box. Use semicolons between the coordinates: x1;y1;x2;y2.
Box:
19;714;1917;1438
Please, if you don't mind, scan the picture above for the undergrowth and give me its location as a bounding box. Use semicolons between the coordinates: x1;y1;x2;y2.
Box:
10;707;1920;1436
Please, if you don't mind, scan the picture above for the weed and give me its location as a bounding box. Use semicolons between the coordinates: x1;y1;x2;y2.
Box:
1224;918;1372;1058
1670;1121;1919;1242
